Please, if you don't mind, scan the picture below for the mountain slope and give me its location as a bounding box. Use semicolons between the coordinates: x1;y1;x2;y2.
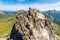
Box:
8;8;60;40
42;10;60;37
0;14;16;37
52;22;60;37
42;10;60;24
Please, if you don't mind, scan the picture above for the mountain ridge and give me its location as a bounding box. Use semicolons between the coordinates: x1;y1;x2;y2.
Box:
7;8;60;40
1;9;60;24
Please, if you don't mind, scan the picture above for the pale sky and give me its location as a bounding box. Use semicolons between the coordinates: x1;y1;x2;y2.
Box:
0;0;60;11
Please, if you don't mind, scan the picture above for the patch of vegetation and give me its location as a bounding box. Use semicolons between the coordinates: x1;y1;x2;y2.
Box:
52;22;60;37
0;14;16;37
47;18;60;37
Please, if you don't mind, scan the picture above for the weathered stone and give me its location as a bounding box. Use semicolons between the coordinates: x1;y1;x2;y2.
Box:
8;8;60;40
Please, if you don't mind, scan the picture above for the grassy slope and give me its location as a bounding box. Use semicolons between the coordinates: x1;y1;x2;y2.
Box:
52;22;60;37
49;15;60;36
0;14;16;37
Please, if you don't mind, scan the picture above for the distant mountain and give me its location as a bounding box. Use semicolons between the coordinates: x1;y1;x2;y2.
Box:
1;10;60;24
0;11;4;14
16;10;27;16
42;10;60;24
3;11;16;14
1;10;27;14
0;11;16;14
16;10;27;14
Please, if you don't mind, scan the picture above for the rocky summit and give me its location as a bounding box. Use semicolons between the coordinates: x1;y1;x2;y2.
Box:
8;8;60;40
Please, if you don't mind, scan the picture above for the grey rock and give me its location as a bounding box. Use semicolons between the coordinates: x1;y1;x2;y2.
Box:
8;8;60;40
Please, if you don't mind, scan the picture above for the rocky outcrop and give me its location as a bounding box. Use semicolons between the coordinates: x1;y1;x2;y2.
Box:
8;8;60;40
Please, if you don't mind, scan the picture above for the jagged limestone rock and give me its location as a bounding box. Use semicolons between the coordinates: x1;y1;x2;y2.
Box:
8;8;60;40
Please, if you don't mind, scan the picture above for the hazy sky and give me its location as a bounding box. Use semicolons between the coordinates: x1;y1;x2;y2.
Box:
0;0;60;11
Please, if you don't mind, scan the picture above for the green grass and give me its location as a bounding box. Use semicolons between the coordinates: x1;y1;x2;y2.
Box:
52;22;60;37
47;18;60;37
0;14;16;37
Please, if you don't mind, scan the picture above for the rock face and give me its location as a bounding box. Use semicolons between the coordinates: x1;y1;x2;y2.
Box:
8;8;60;40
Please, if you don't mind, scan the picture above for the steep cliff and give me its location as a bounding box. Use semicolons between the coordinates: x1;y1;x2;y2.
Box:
8;8;60;40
